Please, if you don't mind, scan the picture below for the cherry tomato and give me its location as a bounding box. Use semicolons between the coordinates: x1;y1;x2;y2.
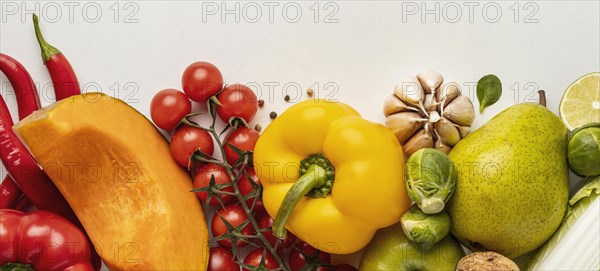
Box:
243;248;280;271
208;246;240;271
238;168;265;214
224;127;260;166
333;264;358;271
150;89;191;131
182;61;223;103
211;205;255;249
216;84;258;124
289;242;332;271
170;125;214;168
193;164;235;206
257;213;295;248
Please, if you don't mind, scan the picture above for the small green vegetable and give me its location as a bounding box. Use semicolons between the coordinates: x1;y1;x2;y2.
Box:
568;123;600;176
405;148;457;214
0;263;34;271
400;205;451;250
477;74;502;113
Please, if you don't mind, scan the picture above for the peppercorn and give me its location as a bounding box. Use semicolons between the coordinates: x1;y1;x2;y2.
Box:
258;99;265;107
269;111;277;119
307;88;314;97
284;95;290;102
255;124;262;132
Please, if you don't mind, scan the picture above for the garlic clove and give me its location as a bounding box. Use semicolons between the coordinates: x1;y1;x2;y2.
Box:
458;126;471;138
394;76;425;110
428;110;441;123
436;82;461;108
417;70;444;94
383;95;419;116
402;129;434;158
424;94;439;112
434;139;452;154
385;112;426;144
434;118;461;146
442;95;475;126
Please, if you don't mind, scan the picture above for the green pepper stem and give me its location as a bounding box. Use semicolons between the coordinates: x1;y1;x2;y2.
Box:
33;14;61;62
273;164;328;239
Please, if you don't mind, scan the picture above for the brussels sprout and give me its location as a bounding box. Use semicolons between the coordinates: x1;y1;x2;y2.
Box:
400;205;451;250
405;148;457;214
568;123;600;176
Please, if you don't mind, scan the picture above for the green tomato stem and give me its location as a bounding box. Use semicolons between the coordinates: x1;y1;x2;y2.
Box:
32;14;61;62
273;164;328;239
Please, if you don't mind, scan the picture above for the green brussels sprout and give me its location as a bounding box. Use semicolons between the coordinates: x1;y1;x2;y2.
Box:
400;205;451;250
405;148;457;214
568;123;600;176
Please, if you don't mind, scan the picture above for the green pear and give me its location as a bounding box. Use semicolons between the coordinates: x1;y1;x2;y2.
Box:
359;222;464;271
447;97;569;259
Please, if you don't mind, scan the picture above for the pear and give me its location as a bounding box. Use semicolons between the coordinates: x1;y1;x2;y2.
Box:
447;91;569;259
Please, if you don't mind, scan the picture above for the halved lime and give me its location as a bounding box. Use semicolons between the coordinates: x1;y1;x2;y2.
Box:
559;72;600;130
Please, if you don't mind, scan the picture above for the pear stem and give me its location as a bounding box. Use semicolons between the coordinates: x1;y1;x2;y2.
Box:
538;90;546;107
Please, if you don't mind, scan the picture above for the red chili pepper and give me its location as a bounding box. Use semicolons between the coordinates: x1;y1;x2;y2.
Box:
0;53;43;209
33;14;80;101
0;209;94;270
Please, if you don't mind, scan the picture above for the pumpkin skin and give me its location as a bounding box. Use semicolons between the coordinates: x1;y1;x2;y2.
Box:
13;92;209;270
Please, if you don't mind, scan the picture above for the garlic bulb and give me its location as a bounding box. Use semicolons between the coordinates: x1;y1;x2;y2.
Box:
384;71;475;157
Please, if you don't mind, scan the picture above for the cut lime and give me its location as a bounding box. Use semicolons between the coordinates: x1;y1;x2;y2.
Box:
559;72;600;130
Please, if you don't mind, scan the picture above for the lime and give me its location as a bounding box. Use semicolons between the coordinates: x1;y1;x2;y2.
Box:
559;72;600;130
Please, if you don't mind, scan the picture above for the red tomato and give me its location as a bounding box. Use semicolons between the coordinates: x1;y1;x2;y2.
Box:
333;264;358;271
257;213;295;248
238;168;265;214
289;242;332;271
193;164;235;206
216;84;258;123
211;205;255;249
170;125;214;168
224;127;260;166
182;61;223;103
150;89;191;131
243;248;280;271
208;247;240;271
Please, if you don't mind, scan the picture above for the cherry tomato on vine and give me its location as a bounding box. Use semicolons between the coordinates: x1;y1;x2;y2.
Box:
208;246;240;271
211;204;255;249
193;164;235;206
216;84;258;124
289;242;332;271
170;125;214;168
333;264;358;271
182;61;223;103
243;248;280;271
238;167;265;214
150;89;191;131
224;127;260;166
258;213;296;248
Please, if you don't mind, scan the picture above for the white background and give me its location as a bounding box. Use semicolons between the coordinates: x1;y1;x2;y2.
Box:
1;0;599;268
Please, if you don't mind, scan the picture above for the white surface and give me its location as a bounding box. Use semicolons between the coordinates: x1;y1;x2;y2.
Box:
1;0;599;269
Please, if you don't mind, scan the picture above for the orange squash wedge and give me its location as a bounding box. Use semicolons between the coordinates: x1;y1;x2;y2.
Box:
13;93;209;270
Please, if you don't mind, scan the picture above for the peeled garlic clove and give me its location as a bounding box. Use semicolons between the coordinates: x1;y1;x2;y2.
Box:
386;112;426;144
417;70;444;94
383;95;419;116
458;126;471;138
402;129;434;158
442;95;475;126
424;94;438;112
394;76;425;108
436;82;461;107
434;139;452;154
434;118;461;147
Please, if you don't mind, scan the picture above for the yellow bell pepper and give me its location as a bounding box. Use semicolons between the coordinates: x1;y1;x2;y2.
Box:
254;99;411;254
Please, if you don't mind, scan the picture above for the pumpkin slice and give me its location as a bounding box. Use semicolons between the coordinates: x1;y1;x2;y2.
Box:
13;93;208;270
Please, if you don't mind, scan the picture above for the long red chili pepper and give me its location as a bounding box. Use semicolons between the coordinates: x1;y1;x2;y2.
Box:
0;209;94;270
0;53;43;209
33;14;81;100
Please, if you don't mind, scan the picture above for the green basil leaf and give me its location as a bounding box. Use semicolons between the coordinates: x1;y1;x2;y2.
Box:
477;74;502;113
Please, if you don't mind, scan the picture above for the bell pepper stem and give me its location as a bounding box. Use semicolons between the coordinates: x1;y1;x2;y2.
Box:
32;14;61;62
273;164;328;239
